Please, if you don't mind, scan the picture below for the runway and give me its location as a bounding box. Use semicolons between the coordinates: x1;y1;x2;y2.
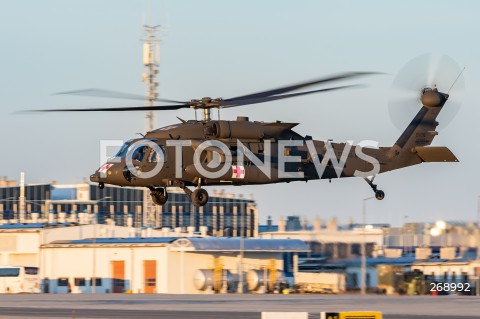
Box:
0;294;479;319
0;307;479;319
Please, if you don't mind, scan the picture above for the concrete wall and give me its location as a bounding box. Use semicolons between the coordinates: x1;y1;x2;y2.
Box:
0;231;40;266
295;272;346;293
42;245;170;293
42;225;146;243
259;229;384;246
345;265;378;289
411;262;473;279
0;225;163;268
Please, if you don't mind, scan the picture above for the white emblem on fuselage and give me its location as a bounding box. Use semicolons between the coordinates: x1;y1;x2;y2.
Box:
99;164;113;174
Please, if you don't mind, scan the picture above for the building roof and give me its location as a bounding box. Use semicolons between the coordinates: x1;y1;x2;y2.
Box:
0;223;47;229
342;257;418;266
173;237;309;252
411;259;472;266
42;237;310;252
0;222;77;229
258;225;279;233
326;256;473;268
49;237;179;245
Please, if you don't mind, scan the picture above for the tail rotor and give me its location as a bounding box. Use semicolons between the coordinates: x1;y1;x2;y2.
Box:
388;53;465;131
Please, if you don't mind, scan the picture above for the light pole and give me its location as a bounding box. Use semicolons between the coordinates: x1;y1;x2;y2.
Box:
476;195;480;297
361;196;375;295
92;196;111;293
238;197;245;293
477;195;480;226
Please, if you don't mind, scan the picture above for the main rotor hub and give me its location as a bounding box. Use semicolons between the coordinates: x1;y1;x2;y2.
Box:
189;97;224;110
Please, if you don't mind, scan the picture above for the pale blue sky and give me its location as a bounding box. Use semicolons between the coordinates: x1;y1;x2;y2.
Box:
1;1;479;225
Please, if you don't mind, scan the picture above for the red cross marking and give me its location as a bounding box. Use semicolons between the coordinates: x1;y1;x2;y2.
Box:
232;165;245;179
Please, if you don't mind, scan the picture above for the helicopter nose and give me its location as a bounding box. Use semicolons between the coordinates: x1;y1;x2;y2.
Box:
90;172;101;183
91;163;114;183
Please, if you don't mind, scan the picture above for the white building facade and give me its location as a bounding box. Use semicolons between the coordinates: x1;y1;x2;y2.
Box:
40;238;308;294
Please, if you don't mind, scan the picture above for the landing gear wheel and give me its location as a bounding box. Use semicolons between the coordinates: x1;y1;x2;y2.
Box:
364;177;385;200
375;190;385;200
192;188;209;207
98;182;105;189
151;188;168;206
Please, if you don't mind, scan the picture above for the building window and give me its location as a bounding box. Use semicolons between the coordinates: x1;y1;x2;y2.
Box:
145;278;156;287
58;278;69;286
348;273;358;288
113;278;125;291
74;278;86;286
0;268;20;277
25;267;38;275
91;278;102;287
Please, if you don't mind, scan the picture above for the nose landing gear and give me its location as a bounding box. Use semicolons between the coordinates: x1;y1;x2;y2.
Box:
98;182;105;189
364;177;385;200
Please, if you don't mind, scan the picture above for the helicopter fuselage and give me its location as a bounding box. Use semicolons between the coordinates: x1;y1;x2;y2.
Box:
90;118;386;190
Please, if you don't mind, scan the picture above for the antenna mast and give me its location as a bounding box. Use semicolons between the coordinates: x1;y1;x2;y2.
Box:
142;24;164;228
142;25;163;132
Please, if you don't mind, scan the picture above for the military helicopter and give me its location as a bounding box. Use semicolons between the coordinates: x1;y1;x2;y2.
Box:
29;60;461;207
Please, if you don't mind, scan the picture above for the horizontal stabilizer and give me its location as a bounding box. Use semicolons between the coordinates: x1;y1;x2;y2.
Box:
414;146;459;162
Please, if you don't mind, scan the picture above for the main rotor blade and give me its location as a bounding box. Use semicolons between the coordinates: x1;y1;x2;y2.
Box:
225;72;378;102
23;104;188;113
54;88;185;104
221;84;361;108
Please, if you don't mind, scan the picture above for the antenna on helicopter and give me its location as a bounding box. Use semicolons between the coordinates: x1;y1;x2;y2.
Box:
176;116;186;123
448;67;466;94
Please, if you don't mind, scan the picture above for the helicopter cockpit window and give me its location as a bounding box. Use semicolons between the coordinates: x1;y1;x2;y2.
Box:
132;146;148;162
147;149;159;163
147;148;158;163
146;145;165;163
114;142;131;158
